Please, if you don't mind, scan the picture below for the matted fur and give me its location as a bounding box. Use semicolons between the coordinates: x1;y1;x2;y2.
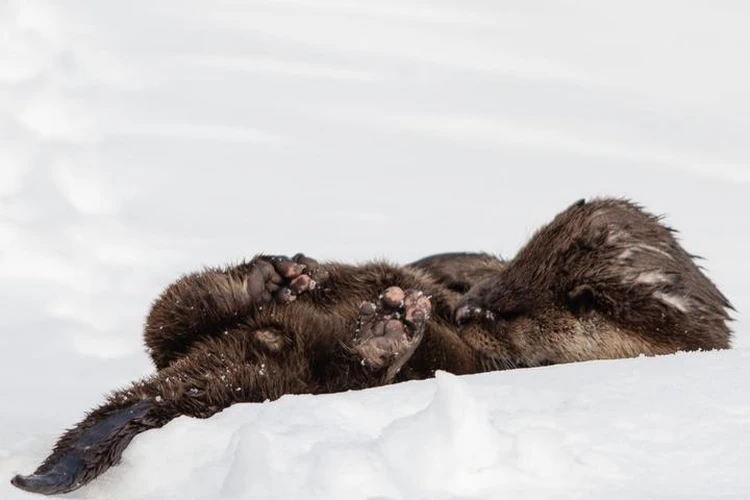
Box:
457;198;733;368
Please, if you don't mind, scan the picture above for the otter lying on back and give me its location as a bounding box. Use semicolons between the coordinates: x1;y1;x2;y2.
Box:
12;198;732;496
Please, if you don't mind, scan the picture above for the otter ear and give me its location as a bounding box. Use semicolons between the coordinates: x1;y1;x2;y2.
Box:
567;284;597;313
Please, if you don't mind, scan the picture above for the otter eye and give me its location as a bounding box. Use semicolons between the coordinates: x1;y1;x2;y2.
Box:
567;284;597;313
497;307;524;321
447;282;471;294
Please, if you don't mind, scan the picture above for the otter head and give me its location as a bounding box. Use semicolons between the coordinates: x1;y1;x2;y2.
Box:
454;197;733;370
454;264;596;369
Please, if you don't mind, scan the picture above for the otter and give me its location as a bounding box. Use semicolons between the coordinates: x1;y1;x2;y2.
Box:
11;198;732;496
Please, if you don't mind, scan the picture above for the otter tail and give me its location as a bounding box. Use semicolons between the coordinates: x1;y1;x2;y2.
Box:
11;399;170;495
11;330;318;495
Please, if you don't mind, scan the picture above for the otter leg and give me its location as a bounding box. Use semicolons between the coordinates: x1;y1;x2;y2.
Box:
11;340;312;496
145;253;327;369
353;287;431;383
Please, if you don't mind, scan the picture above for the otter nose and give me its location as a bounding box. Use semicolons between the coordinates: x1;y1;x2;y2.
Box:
455;304;482;325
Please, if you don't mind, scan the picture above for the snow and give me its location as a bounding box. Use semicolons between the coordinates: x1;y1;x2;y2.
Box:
8;355;750;500
1;0;749;498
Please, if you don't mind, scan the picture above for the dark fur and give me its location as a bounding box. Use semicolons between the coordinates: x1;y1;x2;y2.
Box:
12;198;732;495
456;198;733;368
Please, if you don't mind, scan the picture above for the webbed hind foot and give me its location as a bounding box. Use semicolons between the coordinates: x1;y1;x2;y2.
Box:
353;287;431;383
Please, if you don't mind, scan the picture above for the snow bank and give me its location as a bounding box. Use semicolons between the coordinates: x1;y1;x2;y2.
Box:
5;351;749;500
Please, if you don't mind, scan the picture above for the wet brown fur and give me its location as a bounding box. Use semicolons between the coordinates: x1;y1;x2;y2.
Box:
457;198;733;368
143;253;503;376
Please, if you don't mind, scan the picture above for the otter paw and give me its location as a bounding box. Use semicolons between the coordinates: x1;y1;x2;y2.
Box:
353;287;431;383
251;253;328;304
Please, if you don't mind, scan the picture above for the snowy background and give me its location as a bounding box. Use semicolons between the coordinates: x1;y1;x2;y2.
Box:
2;0;749;498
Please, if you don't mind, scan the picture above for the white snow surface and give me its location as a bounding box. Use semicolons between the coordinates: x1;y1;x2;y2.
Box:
2;1;750;499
